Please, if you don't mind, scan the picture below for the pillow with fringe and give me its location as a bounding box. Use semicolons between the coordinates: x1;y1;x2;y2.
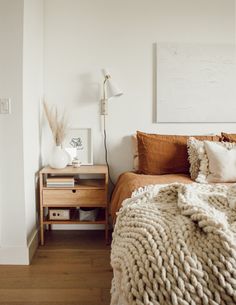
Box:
131;134;139;171
187;137;235;183
187;137;208;183
221;132;236;142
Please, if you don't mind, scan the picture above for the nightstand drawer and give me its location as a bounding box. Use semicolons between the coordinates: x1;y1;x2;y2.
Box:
43;189;107;207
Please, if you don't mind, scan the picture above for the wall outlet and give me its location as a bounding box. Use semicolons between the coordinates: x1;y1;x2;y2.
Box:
0;98;11;114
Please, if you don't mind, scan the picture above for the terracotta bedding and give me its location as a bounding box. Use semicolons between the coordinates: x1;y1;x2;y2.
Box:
111;172;193;220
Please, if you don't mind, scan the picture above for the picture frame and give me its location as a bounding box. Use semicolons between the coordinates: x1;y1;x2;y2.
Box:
156;43;236;123
63;128;93;165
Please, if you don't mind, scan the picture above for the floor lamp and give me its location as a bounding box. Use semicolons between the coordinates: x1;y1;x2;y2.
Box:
101;69;123;186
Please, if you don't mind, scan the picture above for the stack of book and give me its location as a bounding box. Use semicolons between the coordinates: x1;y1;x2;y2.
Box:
46;176;75;187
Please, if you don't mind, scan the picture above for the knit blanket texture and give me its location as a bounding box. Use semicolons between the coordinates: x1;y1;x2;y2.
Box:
111;183;236;305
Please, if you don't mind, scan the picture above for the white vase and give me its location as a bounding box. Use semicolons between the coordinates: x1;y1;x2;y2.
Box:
49;145;68;169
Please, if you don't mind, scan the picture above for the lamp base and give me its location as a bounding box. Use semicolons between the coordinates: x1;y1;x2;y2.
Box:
101;99;108;115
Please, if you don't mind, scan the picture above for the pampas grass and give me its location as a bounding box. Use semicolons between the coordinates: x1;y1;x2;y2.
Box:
43;101;68;146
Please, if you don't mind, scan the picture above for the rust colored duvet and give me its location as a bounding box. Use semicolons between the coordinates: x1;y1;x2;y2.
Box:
111;172;193;221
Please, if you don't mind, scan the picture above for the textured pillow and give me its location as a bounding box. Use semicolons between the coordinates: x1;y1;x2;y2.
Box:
187;136;218;180
187;137;209;183
137;131;219;175
205;141;236;182
221;132;236;143
131;135;139;171
188;137;235;183
187;137;203;180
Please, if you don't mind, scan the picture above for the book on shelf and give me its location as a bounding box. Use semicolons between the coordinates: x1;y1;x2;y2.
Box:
46;176;75;187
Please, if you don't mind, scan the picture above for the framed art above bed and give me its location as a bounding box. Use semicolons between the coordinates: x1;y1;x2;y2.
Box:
156;43;236;123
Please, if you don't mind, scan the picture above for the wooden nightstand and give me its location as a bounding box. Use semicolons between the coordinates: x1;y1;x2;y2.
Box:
39;165;109;245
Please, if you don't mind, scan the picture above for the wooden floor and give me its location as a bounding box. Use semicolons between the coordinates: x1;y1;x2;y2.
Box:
0;230;113;305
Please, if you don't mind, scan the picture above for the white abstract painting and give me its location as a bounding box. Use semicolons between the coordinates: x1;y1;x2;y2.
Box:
156;43;236;122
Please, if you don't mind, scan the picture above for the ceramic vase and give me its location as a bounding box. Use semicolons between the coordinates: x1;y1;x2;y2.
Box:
49;145;68;169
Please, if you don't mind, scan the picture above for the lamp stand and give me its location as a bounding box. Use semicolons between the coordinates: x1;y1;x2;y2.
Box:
101;98;108;115
100;74;110;115
102;114;114;188
101;78;114;186
100;70;122;188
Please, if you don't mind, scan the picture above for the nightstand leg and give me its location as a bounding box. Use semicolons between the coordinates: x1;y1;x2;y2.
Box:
39;173;44;246
105;208;109;244
40;223;44;246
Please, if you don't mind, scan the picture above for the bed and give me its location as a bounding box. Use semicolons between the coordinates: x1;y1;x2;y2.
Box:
111;172;192;221
110;132;236;305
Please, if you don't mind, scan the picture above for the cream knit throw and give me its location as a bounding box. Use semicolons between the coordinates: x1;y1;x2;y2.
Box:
111;183;236;305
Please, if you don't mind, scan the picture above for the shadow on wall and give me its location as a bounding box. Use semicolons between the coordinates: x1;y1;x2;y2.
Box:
108;135;134;182
78;73;100;106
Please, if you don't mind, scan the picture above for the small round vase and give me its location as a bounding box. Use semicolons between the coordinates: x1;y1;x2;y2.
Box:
49;145;68;169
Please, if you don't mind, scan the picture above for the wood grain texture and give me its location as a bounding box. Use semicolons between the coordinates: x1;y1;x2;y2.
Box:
43;179;106;190
0;231;112;305
40;165;108;175
39;165;109;245
43;189;106;207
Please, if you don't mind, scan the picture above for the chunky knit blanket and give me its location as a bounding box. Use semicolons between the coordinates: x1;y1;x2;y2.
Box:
111;183;236;305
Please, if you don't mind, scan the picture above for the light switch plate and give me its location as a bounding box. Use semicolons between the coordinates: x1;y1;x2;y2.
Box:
0;98;11;114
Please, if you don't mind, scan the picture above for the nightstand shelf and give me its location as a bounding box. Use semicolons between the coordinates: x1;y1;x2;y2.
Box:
43;209;106;225
42;178;105;190
39;165;109;245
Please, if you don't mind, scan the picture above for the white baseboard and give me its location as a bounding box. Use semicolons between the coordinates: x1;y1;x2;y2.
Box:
0;225;106;265
0;229;39;265
28;229;39;263
0;246;29;265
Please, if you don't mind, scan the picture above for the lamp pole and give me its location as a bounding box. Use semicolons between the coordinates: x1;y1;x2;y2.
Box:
100;70;123;187
101;74;110;115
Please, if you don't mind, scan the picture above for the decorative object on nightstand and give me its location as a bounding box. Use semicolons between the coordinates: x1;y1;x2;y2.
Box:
64;147;77;165
39;165;109;245
100;69;123;185
46;176;75;187
79;207;98;221
72;157;81;168
43;101;69;169
64;128;93;165
49;146;69;169
49;209;71;220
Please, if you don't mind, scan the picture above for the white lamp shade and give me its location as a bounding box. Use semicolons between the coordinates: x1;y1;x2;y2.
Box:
106;78;123;99
102;68;123;100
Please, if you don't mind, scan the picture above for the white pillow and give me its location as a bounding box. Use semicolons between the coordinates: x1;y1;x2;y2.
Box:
204;141;236;183
187;137;236;183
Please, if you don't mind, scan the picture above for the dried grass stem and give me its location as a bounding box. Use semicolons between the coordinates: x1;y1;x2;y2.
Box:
43;101;68;146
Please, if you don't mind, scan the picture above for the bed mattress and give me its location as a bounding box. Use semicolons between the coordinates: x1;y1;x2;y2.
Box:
111;172;193;220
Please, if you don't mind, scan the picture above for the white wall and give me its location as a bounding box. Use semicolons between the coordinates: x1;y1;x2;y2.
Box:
0;0;43;264
23;0;44;247
0;0;28;263
44;0;235;181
